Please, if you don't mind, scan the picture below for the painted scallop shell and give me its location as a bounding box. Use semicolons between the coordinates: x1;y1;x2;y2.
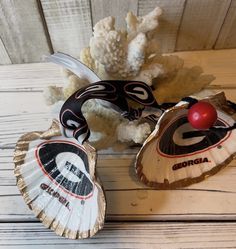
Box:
135;92;236;188
14;120;106;239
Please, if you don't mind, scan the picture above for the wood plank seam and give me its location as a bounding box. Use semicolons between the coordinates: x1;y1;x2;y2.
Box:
36;0;54;54
88;0;94;27
40;0;93;58
1;221;236;249
213;0;236;49
0;0;51;63
175;0;232;51
174;0;187;52
213;0;233;49
138;0;186;53
0;37;12;64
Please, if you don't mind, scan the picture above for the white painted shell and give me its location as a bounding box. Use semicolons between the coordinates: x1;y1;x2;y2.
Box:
135;92;236;188
14;120;106;239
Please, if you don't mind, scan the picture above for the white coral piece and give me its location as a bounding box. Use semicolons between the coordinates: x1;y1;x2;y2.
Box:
44;6;215;149
86;7;163;79
133;63;164;86
80;47;95;71
126;7;162;40
84;101;151;148
44;68;89;105
43;86;64;105
63;75;89;99
117;121;151;144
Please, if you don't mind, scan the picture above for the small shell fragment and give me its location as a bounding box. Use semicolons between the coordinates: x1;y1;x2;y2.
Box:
135;92;236;188
14;120;106;239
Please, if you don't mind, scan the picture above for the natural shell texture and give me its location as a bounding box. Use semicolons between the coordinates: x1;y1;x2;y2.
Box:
14;120;106;239
135;92;236;188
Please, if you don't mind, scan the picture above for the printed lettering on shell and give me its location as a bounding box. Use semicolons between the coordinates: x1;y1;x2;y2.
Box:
35;140;94;199
172;157;210;171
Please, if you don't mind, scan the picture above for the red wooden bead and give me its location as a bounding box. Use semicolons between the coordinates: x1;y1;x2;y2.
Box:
188;101;217;130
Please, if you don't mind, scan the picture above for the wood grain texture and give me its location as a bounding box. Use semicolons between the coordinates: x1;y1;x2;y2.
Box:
40;0;93;58
0;0;51;63
1;50;236;246
0;113;51;148
215;0;236;49
1;49;236;223
0;49;235;148
1;222;236;248
1;89;236;149
0;38;11;65
175;0;231;51
0;92;50;116
0;63;63;91
3;144;236;191
91;0;138;29
3;193;236;222
0;49;235;92
138;0;186;53
1;144;236;221
0;0;236;64
173;49;236;87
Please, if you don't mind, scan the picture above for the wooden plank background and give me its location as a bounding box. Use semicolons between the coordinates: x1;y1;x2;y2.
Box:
0;49;236;222
0;0;236;65
1;222;236;248
0;0;51;64
0;48;236;247
175;0;231;51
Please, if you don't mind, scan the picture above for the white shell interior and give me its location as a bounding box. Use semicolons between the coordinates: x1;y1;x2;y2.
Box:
20;136;100;233
141;108;236;184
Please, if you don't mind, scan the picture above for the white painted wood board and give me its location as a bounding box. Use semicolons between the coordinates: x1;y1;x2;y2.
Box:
0;63;63;91
0;49;236;247
0;38;11;65
0;0;51;63
40;0;93;58
215;0;236;49
1;0;236;65
1;222;236;248
175;0;231;51
0;49;235;93
0;49;236;224
138;0;186;53
1;90;236;148
91;0;138;29
1;141;236;221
